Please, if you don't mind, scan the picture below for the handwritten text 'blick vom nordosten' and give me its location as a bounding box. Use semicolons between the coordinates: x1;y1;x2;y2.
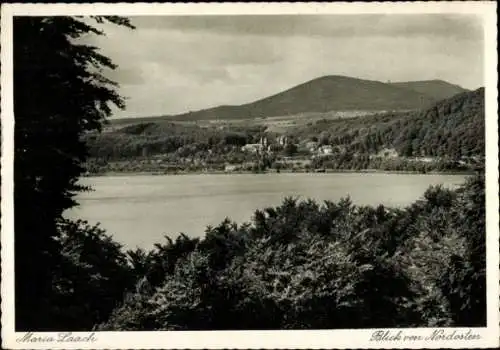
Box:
370;329;481;342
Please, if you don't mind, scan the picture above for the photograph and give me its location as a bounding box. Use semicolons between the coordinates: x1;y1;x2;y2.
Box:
1;2;498;349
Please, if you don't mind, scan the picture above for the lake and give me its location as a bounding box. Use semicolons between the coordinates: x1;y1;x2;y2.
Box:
67;173;468;250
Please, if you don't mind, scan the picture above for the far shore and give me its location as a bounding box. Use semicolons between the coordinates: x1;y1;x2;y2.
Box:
83;168;475;178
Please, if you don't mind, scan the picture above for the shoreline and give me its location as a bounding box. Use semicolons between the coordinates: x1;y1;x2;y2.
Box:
84;168;475;177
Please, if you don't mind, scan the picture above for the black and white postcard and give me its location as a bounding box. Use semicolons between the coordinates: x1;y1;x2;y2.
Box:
1;2;498;349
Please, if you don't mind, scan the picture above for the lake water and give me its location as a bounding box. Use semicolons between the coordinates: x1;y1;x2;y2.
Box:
67;173;467;250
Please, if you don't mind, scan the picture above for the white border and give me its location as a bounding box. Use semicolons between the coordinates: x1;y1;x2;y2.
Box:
1;2;498;349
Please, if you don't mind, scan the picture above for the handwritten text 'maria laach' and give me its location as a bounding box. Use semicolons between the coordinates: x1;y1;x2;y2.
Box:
16;332;97;343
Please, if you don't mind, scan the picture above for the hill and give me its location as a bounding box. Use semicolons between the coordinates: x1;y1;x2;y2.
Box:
163;75;436;121
389;80;469;101
113;75;466;124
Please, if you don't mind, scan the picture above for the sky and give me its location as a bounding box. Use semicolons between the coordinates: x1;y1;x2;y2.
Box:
82;14;485;118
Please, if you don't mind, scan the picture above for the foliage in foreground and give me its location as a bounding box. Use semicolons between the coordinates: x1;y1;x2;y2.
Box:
89;174;485;330
51;220;134;330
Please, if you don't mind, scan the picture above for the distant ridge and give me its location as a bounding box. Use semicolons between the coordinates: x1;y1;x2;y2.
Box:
112;75;468;124
389;79;469;101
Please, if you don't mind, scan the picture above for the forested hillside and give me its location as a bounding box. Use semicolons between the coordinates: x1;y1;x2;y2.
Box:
292;87;485;158
83;88;484;174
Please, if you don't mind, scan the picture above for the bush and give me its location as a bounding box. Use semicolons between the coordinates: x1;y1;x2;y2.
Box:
51;219;134;330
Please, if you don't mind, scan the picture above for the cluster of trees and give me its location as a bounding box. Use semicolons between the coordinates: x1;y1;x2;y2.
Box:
85;122;270;161
83;122;282;173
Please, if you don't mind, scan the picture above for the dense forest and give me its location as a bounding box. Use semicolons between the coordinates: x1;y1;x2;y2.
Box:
292;88;484;158
84;88;484;174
